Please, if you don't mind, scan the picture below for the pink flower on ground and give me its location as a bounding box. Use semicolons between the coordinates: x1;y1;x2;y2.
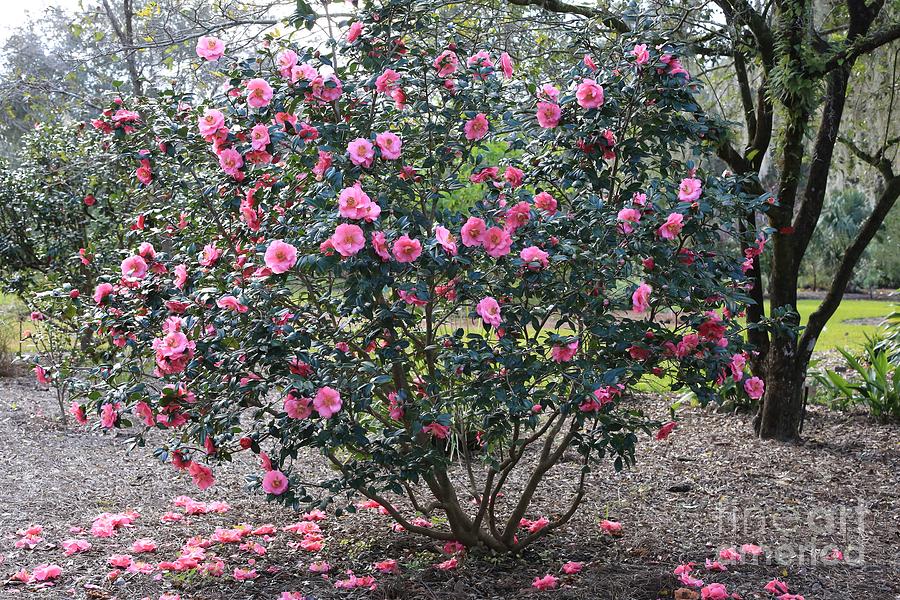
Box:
701;583;729;600
121;255;148;280
599;520;623;536
233;567;258;581
576;78;604;109
62;539;92;555
678;177;703;202
262;470;289;495
314;386;342;418
536;102;561;128
718;547;741;562
375;131;402;160
744;376;765;400
464;113;489;141
705;559;727;571
330;224;366;257
481;226;512;258
347;137;375;168
435;557;459;570
476;297;502;327
562;561;583;574
108;554;133;568
533;191;558;214
246;78;273;108
392;235;422;263
658;212;685;240
32;564;61;581
532;574;559;590
764;579;789;594
264;240;298;273
741;543;763;556
131;538;157;553
374;559;399;574
632;283;652;314
520;245;549;270
551;341;578;363
632;44;650;65
461;216;487;247
196;36;225;61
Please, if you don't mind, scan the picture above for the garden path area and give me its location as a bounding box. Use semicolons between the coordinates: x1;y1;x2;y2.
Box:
1;376;898;600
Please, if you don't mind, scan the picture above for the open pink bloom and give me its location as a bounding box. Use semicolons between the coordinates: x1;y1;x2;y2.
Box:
371;231;391;261
536;101;561;128
198;109;225;137
234;567;258;581
121;255;148;280
392;235;422;263
338;183;379;221
520;246;549;270
617;208;641;233
375;69;400;93
276;49;298;76
701;583;729;600
467;50;493;70
34;365;49;385
63;538;92;555
265;240;298;273
374;559;399;574
481;226;512;258
534;191;558;214
476;296;502;327
196;36;225;61
330;224;366;257
375;131;402;160
632;43;650;65
461;216;487;247
576;78;604;109
765;579;789;594
499;52;514;78
423;422;450;439
347;137;375;168
173;264;188;289
551;341;578;363
262;470;289;495
250;124;270;151
562;561;583;574
216;295;247;313
435;557;458;570
131;538;157;553
632;283;652;314
188;461;215;490
678;177;703;202
284;394;313;419
658;212;684;240
434;49;459;76
109;554;133;568
532;574;559;590
656;421;677;440
435;225;458;255
217;148;243;177
741;543;764;556
743;376;765;400
314;386;342;418
718;547;741;562
599;520;623;535
94;282;114;304
346;20;363;42
32;564;61;581
504;166;524;188
246;78;273;108
464;113;489;141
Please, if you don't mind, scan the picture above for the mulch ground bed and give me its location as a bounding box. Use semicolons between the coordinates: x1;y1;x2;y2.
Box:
0;375;897;600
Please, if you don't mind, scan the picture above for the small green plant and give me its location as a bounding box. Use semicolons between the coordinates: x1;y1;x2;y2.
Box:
812;337;900;421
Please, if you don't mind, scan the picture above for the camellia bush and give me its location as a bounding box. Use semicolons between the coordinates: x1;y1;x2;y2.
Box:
72;0;769;552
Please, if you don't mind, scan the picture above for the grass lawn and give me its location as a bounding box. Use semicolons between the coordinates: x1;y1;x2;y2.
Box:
795;298;896;350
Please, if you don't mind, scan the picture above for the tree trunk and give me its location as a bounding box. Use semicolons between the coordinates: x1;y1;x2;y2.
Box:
755;333;806;440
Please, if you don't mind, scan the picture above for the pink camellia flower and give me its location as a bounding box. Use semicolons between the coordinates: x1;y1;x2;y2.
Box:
719;547;741;562
314;386;342;418
576;78;604;109
330;224;366;257
504;166;524;188
375;131;402;160
520;245;549;270
196;36;225;61
174;264;188;289
499;51;514;78
108;554;133;568
217;148;243;177
464;113;489;141
562;561;583;574
392;235;422;263
250;124;270;151
657;212;685;240
678;177;703;202
32;564;62;582
467;50;493;70
34;364;50;385
347;137;375;168
617;208;641;234
284;393;313;419
233;567;258;581
276;49;298;77
434;49;459;76
375;69;400;93
825;548;844;561
264;240;298;274
764;579;789;594
372;231;391;261
476;296;502;327
434;225;458;256
245;78;273;108
584;54;597;70
701;583;729;600
536;101;561;128
533;191;558;215
216;295;247;313
599;520;623;536
656;421;677;440
743;376;765;400
532;574;559;591
461;216;487;247
551;341;578;363
632;282;652;314
262;470;289;495
135;162;153;185
481;226;512;258
632;44;650;65
705;559;727;572
423;422;450;439
62;538;92;556
198;109;225;137
131;538;157;553
374;559;399;574
188;461;215;490
100;402;118;428
338;183;379;221
347;21;363;42
741;543;764;556
199;243;222;266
